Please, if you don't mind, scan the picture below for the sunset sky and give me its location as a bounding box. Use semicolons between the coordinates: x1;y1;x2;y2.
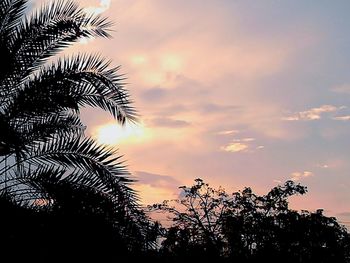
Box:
33;0;350;227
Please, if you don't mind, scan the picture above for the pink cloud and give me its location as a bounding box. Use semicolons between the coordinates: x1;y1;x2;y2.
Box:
282;105;341;121
290;171;314;181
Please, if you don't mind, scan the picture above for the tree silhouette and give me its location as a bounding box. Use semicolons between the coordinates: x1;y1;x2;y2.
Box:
151;179;350;263
149;178;228;259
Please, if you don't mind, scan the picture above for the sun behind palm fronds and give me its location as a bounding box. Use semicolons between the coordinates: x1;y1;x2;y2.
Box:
0;0;138;210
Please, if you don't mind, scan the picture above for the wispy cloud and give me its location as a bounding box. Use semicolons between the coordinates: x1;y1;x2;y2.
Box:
336;212;350;229
134;171;181;189
199;104;240;114
282;105;343;121
217;130;240;135
337;211;350;217
236;138;255;142
332;84;350;94
84;0;111;15
333;115;350;121
221;137;260;153
133;171;182;204
221;142;249;153
141;88;168;102
150;117;191;128
314;159;345;170
290;171;314;181
316;163;329;169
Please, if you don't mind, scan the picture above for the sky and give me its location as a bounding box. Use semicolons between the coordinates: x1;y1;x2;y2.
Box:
33;0;350;227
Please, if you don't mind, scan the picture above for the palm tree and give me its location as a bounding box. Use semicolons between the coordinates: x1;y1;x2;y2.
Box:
0;0;138;213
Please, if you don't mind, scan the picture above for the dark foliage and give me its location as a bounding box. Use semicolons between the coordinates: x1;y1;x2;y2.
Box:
0;183;158;262
150;179;350;263
0;0;156;260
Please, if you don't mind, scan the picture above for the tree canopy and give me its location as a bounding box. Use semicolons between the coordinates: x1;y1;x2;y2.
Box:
150;179;350;262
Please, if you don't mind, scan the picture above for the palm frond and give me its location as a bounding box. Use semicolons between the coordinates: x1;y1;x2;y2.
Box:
5;54;137;124
16;137;135;197
0;111;85;156
19;111;85;142
19;111;85;147
0;0;27;40
6;0;112;82
0;136;139;211
0;165;65;204
0;0;26;94
1;157;135;208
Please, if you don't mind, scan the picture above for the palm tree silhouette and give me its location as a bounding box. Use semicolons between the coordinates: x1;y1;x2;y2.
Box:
0;0;138;213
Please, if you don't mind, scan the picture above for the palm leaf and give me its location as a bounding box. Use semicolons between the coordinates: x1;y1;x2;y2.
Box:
5;54;137;124
0;111;85;156
0;0;27;40
11;0;112;73
12;137;135;198
0;165;64;204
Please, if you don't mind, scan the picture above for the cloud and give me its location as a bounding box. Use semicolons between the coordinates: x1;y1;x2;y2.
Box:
337;212;350;217
133;171;182;204
217;130;240;135
237;138;255;142
84;1;317;142
282;105;342;121
134;171;181;189
290;171;314;181
84;0;111;15
332;84;350;94
141;88;168;102
333;115;350;121
221;137;261;153
150;117;191;128
316;164;329;169
314;159;345;170
221;142;248;153
336;212;350;227
199;103;240;114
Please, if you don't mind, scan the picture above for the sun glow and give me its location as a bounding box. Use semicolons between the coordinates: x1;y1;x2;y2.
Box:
95;122;148;145
161;54;183;71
